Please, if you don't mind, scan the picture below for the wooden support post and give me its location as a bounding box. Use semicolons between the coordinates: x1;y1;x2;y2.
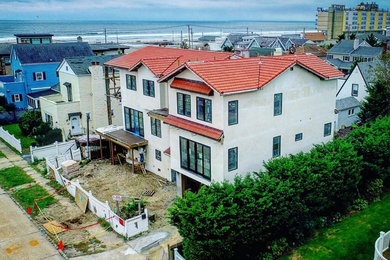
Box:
131;148;135;174
110;141;114;165
99;135;103;160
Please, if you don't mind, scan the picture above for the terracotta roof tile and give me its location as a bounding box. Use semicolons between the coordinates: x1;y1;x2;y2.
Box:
164;115;223;140
104;46;233;77
178;54;344;94
170;78;213;95
304;32;326;42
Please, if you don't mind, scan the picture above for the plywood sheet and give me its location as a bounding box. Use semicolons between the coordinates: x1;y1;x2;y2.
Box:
43;221;65;234
75;187;88;213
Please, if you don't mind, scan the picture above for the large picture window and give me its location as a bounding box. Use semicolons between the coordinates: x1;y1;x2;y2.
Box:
196;97;212;123
150;117;161;138
124;107;144;137
177;93;191;117
228;100;238;125
143;79;155;97
274;93;282;116
180;137;211;179
126;74;136;90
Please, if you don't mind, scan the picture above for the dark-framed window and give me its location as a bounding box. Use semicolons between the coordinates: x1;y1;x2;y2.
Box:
180;137;211;179
196;97;212;123
155;149;161;161
274;93;282;116
33;71;46;81
150;117;161;138
126;74;136;90
272;136;281;158
177;93;191;117
352;84;358;96
295;133;303;141
228;147;238;171
228;100;238;125
124;107;144;137
324;122;332;137
11;94;23;102
142;79;155;97
66;84;72;102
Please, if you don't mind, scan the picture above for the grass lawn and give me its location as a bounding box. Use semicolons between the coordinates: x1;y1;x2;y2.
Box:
0;166;35;190
0;151;5;158
2;123;36;150
281;193;390;260
12;184;57;218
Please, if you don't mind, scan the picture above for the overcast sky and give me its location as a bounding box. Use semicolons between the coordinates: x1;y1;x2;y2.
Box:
0;0;389;21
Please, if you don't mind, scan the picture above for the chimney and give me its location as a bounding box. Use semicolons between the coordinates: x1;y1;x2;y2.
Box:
353;39;359;50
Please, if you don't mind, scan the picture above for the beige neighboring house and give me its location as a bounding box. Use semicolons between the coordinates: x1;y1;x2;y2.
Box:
39;55;122;140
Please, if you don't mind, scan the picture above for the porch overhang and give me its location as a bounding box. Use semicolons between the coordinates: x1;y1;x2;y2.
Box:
96;126;148;149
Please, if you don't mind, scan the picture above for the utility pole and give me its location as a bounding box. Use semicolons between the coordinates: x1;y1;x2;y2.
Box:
116;31;119;44
180;30;183;43
247;27;249;35
86;113;91;160
191;28;194;49
104;28;107;44
187;25;191;49
105;66;112;125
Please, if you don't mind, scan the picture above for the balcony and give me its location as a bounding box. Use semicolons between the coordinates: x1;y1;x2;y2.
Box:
374;231;390;260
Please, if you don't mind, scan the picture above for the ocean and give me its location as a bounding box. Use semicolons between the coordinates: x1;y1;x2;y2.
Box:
0;20;316;43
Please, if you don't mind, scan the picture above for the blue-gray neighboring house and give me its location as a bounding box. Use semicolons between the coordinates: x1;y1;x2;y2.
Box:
326;39;382;74
0;42;93;109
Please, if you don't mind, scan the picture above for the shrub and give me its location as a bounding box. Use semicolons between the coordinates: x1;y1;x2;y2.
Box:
365;179;383;202
350;199;369;211
36;128;62;146
18;110;42;136
121;199;146;219
33;122;51;136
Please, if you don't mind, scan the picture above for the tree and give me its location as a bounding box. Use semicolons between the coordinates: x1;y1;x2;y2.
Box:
337;32;345;43
365;33;379;47
223;46;234;52
359;54;390;122
349;32;356;40
180;41;189;49
18;110;42;135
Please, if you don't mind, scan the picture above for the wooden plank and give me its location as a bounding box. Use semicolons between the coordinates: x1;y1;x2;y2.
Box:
43;221;65;234
75;187;89;213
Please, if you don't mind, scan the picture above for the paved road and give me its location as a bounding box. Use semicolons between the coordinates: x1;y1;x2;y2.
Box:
0;188;64;259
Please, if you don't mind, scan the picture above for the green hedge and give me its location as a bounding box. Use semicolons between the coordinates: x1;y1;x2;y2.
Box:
169;116;390;260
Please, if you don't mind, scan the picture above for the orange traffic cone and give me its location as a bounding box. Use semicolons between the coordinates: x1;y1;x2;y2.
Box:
57;240;64;250
26;206;32;214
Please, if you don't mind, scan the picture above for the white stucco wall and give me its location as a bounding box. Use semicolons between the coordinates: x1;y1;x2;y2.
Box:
119;66;171;180
167;64;337;185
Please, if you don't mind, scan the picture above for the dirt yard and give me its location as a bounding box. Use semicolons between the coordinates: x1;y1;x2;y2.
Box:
34;159;179;258
76;159;178;231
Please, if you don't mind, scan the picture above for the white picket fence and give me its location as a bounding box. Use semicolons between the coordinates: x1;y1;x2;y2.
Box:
0;126;22;153
46;158;149;238
31;140;81;165
374;231;390;260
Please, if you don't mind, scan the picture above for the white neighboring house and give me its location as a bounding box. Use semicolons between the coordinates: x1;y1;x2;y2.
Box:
159;54;344;196
103;46;234;181
335;61;379;130
39;55;122;140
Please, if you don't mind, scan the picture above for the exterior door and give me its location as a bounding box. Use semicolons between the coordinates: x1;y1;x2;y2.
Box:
70;116;81;135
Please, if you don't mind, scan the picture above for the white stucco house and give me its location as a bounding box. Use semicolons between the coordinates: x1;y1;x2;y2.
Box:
335;61;379;130
159;54;344;196
103;46;343;197
39;55;122;140
103;46;234;181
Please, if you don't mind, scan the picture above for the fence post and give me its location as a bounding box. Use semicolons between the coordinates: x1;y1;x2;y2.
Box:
378;231;385;257
55;141;59;156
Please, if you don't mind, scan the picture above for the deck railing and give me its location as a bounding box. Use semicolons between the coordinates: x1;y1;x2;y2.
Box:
374;231;390;260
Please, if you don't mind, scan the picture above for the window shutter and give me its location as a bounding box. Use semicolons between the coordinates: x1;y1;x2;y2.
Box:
19;94;23;101
33;72;36;81
11;95;15;102
43;72;46;80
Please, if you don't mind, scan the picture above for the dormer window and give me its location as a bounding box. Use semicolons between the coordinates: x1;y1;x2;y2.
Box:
33;72;46;81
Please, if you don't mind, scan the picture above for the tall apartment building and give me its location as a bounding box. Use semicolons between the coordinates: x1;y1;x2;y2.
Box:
317;2;390;39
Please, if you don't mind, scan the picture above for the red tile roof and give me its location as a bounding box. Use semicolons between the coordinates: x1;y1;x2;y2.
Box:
170;78;213;95
164;115;223;141
104;46;233;77
164;54;344;94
